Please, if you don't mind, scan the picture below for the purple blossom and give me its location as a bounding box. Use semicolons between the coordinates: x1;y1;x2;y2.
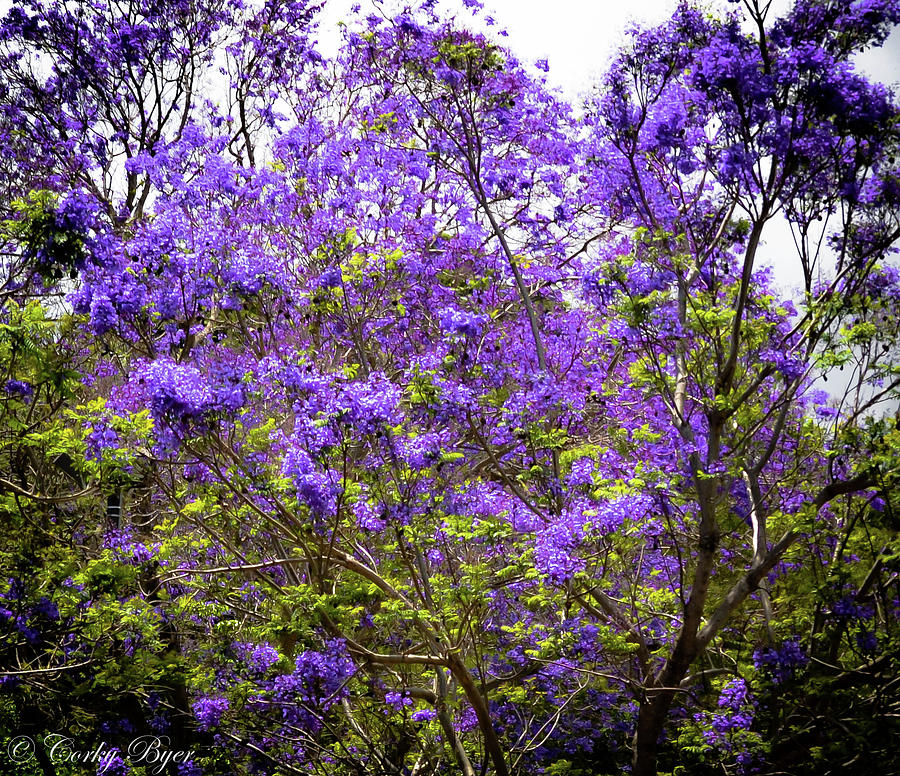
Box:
3;379;33;398
338;375;401;433
719;144;748;182
270;641;355;729
103;529;158;566
384;690;412;710
353;499;385;531
856;630;877;653
85;422;120;461
752;638;809;683
3;577;25;601
55;189;101;236
566;458;596;488
281;444;337;517
830;596;871;620
98;755;129;776
317;267;342;288
33;596;59;621
760;348;806;382
399;433;440;469
718;678;749;711
89;294;119;335
535;516;584;584
248;644;281;673
134;359;214;427
438;306;489;338
193;696;229;731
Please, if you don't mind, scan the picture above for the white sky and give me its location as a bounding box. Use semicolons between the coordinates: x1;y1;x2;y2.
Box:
317;0;900;97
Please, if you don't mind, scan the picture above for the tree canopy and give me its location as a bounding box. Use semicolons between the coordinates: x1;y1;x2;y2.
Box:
1;1;899;775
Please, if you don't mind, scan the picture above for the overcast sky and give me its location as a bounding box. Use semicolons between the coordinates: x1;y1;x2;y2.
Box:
317;0;899;97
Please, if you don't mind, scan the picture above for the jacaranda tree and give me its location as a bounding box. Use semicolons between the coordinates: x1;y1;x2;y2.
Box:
1;1;899;775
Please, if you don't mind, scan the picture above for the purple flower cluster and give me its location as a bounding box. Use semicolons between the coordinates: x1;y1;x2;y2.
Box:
384;690;413;710
317;267;342;288
398;432;441;470
760;348;806;383
3;379;33;398
97;754;129;776
353;498;385;532
581;270;616;308
247;643;281;673
718;678;749;711
192;695;229;731
337;375;401;434
566;457;596;488
281;444;337;518
0;579;60;647
752;638;809;684
438;306;489;338
103;529;158;566
134;359;213;428
54;189;101;238
830;596;874;621
269;641;355;730
177;762;203;776
89;294;119;335
535;516;584;584
85;421;120;461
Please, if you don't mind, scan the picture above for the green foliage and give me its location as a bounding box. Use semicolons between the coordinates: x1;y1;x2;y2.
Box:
4;191;84;283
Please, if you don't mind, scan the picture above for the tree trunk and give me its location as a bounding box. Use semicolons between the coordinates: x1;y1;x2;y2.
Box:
633;686;684;776
630;621;702;774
